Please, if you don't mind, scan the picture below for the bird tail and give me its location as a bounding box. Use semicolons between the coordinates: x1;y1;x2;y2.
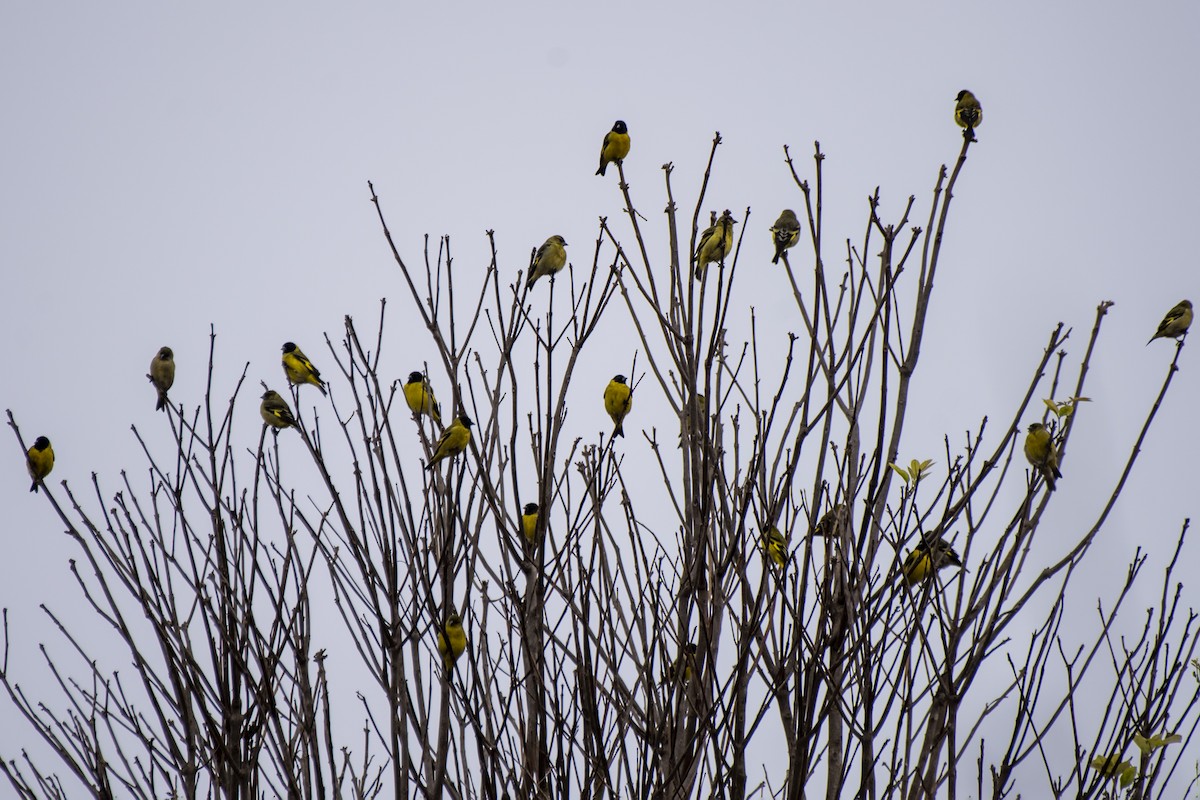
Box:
30;480;38;493
596;163;606;176
317;382;328;397
156;389;168;411
526;272;537;290
614;423;624;438
772;249;782;266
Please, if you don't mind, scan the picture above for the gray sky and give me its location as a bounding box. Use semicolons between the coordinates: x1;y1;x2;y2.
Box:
2;1;1198;790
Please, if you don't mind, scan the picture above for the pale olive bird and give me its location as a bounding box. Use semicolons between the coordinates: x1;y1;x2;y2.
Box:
149;346;175;412
425;415;473;470
26;436;54;493
603;375;632;438
403;371;441;423
763;526;789;567
436;612;467;667
521;502;540;543
526;235;568;290
955;90;982;135
901;536;963;586
1023;422;1061;491
1147;300;1193;344
769;209;801;265
281;342;327;395
694;210;736;280
811;504;847;538
595;120;631;176
260;390;297;432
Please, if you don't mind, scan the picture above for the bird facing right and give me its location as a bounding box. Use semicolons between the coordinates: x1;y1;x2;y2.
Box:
437;612;467;668
694;210;737;280
1023;422;1061;491
595;120;630;176
149;346;175;412
526;235;568;290
1147;299;1193;344
26;436;54;493
769;209;801;265
604;375;632;438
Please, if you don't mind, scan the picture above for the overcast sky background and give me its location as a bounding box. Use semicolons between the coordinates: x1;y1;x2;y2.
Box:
3;2;1198;792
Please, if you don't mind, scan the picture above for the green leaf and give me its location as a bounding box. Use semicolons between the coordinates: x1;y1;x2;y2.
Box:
887;462;909;483
1134;732;1182;754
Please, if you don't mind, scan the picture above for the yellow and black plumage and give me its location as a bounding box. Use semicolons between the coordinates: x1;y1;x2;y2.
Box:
526;235;568;290
954;90;983;136
149;346;175;412
437;612;467;668
769;209;801;265
901;537;963;586
662;643;698;684
1147;300;1193;344
595;120;630;177
260;390;297;432
1023;422;1061;491
403;371;442;423
694;210;736;280
26;436;54;493
521;502;540;544
763;526;789;567
281;342;327;395
425;415;473;470
604;375;632;439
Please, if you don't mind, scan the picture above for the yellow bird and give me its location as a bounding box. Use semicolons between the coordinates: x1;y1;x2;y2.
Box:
281;342;327;395
436;612;467;667
403;371;442;423
1023;422;1061;491
149;346;175;412
604;375;632;438
526;235;568;290
694;210;736;280
769;209;801;265
425;415;473;470
901;537;962;586
595;120;631;177
521;502;540;543
954;90;983;135
662;643;697;684
811;504;846;538
763;526;789;567
26;436;54;493
1147;300;1193;344
260;390;297;433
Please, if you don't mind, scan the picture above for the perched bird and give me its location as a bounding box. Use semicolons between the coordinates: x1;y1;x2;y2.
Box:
260;390;297;432
694;210;736;280
281;342;327;395
954;90;983;135
901;536;963;586
436;612;467;668
662;643;698;684
595;120;631;177
604;375;633;438
1023;422;1061;491
521;502;540;543
1147;300;1193;344
149;346;175;412
811;504;846;538
763;526;789;567
425;415;474;470
403;371;442;423
26;436;54;493
526;235;568;290
769;209;801;265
